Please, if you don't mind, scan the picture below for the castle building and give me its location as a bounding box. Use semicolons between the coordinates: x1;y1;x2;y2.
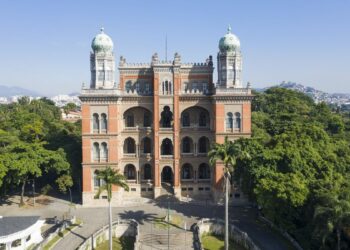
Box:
80;27;253;206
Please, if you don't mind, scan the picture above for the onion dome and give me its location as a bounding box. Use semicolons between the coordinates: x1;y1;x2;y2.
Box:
91;28;114;53
219;25;240;52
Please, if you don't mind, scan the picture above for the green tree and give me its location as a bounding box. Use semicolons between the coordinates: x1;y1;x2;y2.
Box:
208;137;249;250
0;142;70;205
313;176;350;250
95;167;129;250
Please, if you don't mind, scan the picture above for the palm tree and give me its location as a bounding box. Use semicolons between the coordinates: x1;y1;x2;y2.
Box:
208;137;249;250
314;185;350;250
95;166;129;250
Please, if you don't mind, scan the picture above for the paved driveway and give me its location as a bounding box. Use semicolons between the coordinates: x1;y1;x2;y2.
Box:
0;196;293;250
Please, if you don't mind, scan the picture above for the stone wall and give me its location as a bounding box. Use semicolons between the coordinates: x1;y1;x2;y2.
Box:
193;218;260;250
77;219;139;250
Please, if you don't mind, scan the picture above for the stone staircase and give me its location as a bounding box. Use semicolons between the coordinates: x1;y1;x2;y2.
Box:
138;231;194;250
160;182;174;195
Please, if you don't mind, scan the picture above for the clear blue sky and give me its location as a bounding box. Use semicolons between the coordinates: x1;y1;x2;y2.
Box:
0;0;349;95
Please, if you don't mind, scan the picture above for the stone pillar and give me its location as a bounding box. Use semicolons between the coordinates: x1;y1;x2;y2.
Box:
173;69;181;198
153;73;161;198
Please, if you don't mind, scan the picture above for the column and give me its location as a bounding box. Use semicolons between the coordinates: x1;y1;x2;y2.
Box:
153;72;161;198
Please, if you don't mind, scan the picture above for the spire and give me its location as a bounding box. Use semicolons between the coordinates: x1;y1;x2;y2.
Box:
227;25;232;34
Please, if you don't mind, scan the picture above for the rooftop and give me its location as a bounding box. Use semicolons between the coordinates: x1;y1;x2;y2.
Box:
0;216;40;237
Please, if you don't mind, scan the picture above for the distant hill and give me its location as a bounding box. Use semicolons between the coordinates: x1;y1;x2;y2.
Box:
0;85;42;97
258;81;350;105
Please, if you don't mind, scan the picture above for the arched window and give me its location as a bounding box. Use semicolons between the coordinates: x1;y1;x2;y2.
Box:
181;164;193;179
182;112;190;127
126;114;134;127
144;113;151;127
125;81;133;93
93;142;100;162
161;138;173;155
199;112;207;127
198;163;210;179
161;106;173;128
226;112;233;129
143;164;152;180
124;137;136;154
198;136;209;153
142;137;152;154
234;112;241;129
182;137;192;153
100;142;108;162
93;113;99;132
124;164;136;180
101;113;107;132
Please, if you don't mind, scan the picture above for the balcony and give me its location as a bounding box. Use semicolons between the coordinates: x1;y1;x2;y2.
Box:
124;153;136;158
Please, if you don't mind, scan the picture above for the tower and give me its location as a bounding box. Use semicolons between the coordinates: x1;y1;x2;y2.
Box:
217;26;242;88
90;28;115;89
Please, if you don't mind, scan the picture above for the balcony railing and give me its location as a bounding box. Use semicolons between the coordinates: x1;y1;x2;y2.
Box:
124;153;136;158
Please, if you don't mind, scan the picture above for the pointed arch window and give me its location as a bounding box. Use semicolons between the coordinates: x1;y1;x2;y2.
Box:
234;112;241;129
198;163;210;179
124;164;136;180
226;112;233;129
143;164;152;180
93;113;99;133
199;112;207;127
101;113;107;132
100;142;108;162
182;112;190;127
181;164;193;180
93;142;100;162
142;137;152;154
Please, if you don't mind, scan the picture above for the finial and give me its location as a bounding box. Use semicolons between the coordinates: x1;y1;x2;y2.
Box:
227;25;231;33
100;27;104;33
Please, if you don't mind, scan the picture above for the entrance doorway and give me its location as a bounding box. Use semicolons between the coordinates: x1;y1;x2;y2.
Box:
161;166;173;183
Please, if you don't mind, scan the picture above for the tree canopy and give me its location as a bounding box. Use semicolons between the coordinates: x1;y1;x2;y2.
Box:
235;88;350;249
0;97;81;203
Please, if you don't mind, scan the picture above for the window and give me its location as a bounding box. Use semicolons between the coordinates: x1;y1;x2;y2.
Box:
93;113;99;132
98;70;105;81
101;113;107;131
94;170;100;188
161;106;173;128
11;240;21;247
198;137;209;153
198;163;210;179
182;112;190;127
161;138;173;155
199;112;207;127
182;137;192;153
162;81;172;95
125;81;132;93
181;164;193;179
124;138;136;154
126;114;134;127
144;113;151;127
100;142;108;161
226;112;233;129
142;137;151;154
234;112;241;129
93;142;100;162
125;164;136;180
143;164;152;180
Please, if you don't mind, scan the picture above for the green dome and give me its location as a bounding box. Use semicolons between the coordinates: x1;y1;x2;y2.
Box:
219;26;240;52
91;28;114;53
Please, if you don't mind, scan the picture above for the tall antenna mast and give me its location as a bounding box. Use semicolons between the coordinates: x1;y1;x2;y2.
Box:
165;34;168;61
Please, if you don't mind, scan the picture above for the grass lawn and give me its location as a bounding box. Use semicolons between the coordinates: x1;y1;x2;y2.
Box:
201;234;245;250
95;236;135;250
